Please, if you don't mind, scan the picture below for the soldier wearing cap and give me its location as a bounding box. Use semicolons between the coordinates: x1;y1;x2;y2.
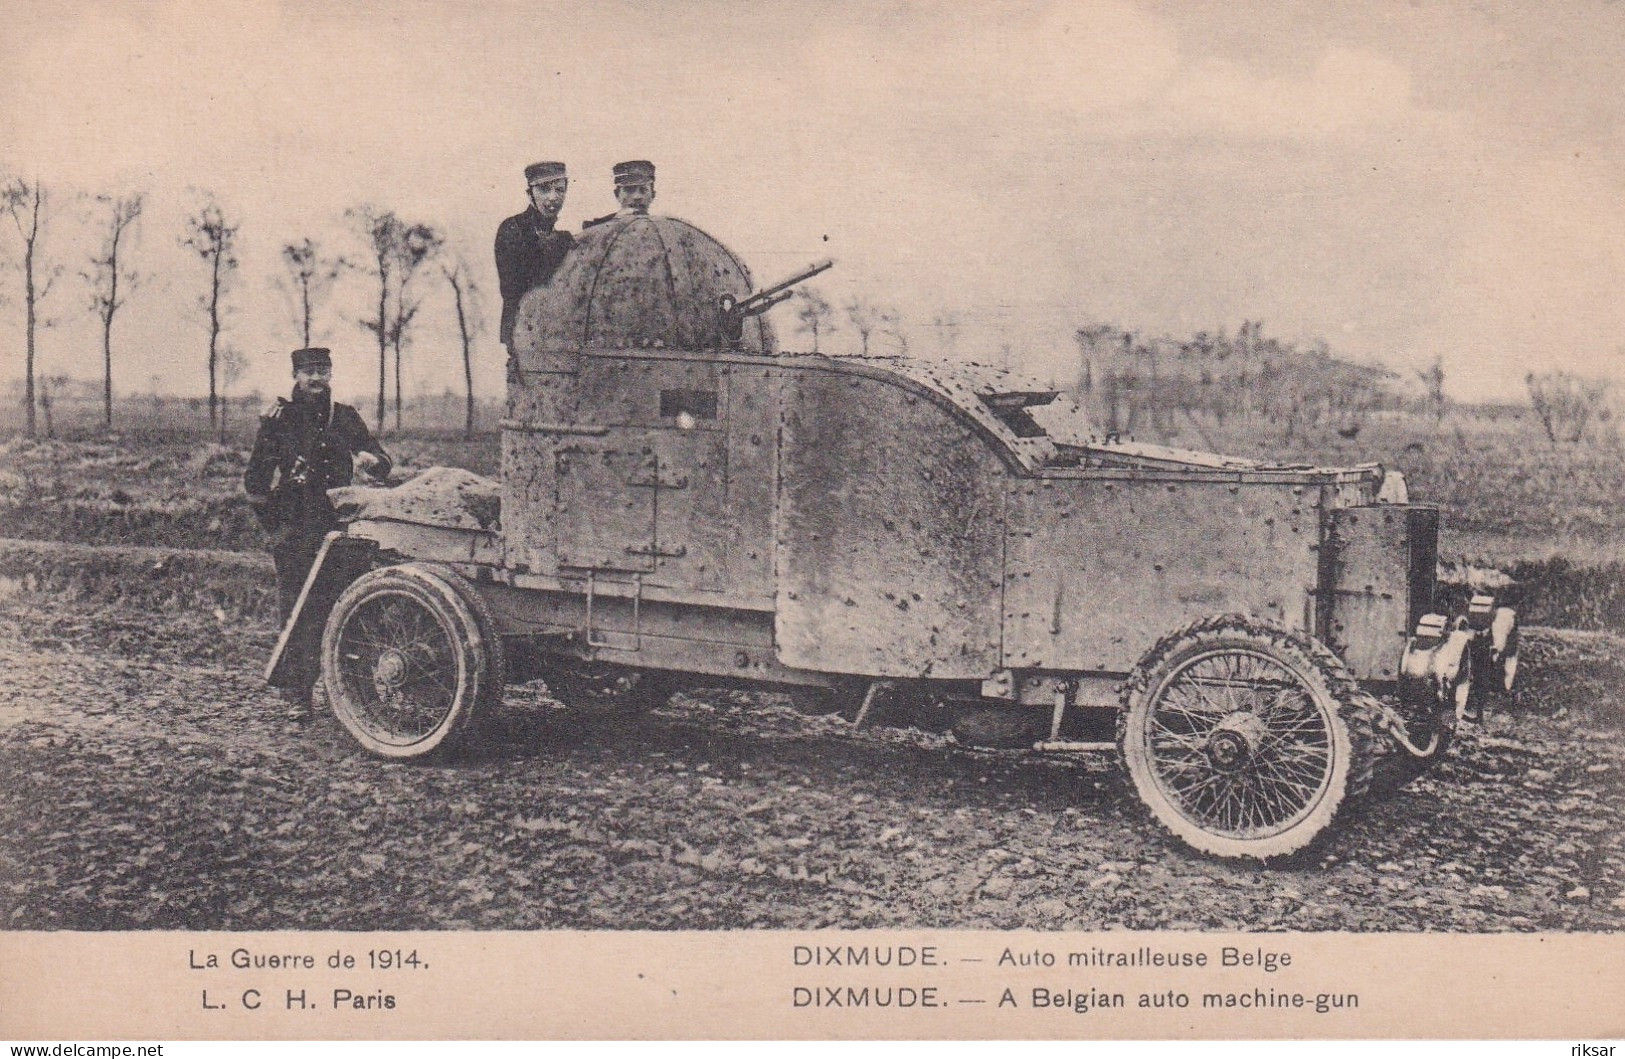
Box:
495;160;576;350
244;347;392;720
584;160;656;229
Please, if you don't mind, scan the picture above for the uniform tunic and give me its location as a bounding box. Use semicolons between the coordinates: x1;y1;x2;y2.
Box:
244;393;392;691
494;206;575;345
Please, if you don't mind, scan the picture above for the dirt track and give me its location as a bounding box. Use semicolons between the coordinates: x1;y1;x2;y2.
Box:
1;580;1622;934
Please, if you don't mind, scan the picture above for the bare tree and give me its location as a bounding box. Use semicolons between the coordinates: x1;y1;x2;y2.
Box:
878;306;908;355
219;343;247;443
841;297;907;357
387;224;442;432
931;311;962;355
844;296;881;356
351;207;442;432
441;254;484;439
1527;370;1610;444
1;177;63;437
792;287;836;353
278;237;342;347
181;195;240;432
352;206;398;430
1416;355;1446;424
38;373;71;439
84;193;144;429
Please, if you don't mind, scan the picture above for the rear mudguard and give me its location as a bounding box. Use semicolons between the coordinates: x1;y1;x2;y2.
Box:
264;533;379;687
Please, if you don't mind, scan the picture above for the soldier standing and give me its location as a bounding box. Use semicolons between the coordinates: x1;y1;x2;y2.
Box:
494;160;575;351
583;159;656;229
244;347;392;720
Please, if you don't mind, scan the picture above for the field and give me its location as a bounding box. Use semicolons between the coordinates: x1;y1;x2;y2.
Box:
0;397;1622;932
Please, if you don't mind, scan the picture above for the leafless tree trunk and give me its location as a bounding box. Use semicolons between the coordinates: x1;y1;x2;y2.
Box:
351;208;441;433
1527;370;1610;444
389;296;420;434
392;225;440;432
2;177;62;438
219;343;246;444
878;306;908;355
931;311;961;355
793;287;835;353
278;238;342;347
39;374;70;439
86;193;144;430
182;196;240;432
351;207;398;432
844;296;879;356
1416;355;1447;424
442;256;484;439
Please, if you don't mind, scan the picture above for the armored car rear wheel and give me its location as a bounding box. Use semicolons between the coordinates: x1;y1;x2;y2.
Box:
321;562;505;760
1119;615;1376;860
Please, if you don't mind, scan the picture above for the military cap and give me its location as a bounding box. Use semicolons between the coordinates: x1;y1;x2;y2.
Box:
290;346;333;370
612;160;656;186
525;161;568;184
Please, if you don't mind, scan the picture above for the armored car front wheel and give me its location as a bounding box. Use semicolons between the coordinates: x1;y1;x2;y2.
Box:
321;562;505;760
1119;615;1376;860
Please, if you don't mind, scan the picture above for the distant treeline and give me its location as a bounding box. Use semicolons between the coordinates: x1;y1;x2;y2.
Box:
2;173;488;442
1073;321;1618;448
1074;321;1413;443
0;385;505;444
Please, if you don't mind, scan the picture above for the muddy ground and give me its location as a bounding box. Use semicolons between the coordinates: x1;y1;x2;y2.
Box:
0;543;1621;933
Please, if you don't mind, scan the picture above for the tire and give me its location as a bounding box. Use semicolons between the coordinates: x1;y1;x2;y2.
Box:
320;562;505;760
1118;614;1377;861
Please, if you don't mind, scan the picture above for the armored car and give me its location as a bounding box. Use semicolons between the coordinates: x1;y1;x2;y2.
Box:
269;213;1518;860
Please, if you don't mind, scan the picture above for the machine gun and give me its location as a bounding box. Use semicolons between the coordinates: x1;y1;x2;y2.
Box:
717;259;834;345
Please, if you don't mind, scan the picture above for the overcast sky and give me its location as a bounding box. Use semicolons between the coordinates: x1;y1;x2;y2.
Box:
2;0;1623;404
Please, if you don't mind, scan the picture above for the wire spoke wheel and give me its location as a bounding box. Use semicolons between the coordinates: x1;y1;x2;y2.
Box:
321;563;504;759
1120;615;1374;860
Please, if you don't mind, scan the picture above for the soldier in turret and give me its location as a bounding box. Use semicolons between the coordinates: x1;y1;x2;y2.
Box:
495;160;575;351
584;159;656;229
244;347;392;721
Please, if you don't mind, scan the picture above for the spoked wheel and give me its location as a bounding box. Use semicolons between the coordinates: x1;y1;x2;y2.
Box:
321;563;505;759
1119;615;1375;860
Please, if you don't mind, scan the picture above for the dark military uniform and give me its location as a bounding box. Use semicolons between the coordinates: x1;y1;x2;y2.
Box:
244;384;391;698
494;206;575;346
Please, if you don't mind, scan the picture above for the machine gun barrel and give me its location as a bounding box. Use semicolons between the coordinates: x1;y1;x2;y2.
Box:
729;259;834;317
739;289;795;318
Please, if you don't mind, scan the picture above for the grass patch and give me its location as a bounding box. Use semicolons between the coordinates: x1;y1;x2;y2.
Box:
0;540;277;623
